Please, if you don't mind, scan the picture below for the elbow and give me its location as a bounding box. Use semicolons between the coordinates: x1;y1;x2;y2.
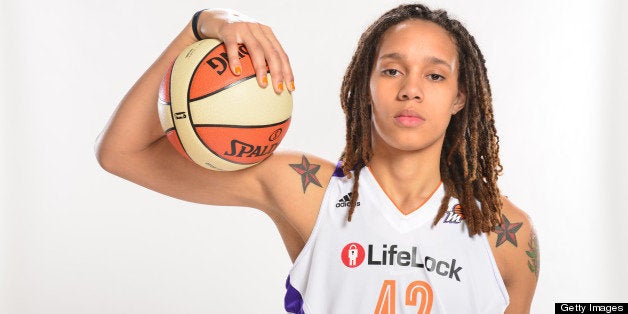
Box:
95;147;116;174
94;134;123;175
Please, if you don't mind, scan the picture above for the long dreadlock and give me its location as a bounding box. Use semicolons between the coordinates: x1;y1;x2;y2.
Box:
339;3;503;236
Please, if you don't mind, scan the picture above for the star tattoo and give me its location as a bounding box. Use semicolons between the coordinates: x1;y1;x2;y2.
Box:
289;155;322;193
494;214;523;247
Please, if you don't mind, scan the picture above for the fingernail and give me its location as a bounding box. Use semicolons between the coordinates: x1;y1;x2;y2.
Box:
278;82;284;92
235;66;242;75
262;77;268;85
289;81;295;91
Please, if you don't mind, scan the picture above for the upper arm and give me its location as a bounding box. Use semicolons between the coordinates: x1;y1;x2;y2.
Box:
488;197;540;314
99;134;334;219
98;135;267;208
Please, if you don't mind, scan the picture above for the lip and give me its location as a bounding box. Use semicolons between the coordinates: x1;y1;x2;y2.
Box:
394;109;425;127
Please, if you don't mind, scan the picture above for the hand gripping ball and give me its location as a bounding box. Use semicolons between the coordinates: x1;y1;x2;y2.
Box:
158;39;293;171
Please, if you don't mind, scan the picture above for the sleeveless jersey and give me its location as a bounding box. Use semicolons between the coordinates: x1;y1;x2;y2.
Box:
284;166;509;313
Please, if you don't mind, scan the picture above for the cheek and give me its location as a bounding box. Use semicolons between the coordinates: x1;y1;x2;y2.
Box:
368;77;380;104
370;104;393;141
369;89;387;122
370;105;385;132
429;87;460;116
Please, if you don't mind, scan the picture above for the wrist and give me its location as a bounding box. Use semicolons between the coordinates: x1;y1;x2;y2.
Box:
191;10;205;41
192;8;249;42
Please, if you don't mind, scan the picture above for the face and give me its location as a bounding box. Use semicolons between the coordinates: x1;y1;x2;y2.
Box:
369;19;466;154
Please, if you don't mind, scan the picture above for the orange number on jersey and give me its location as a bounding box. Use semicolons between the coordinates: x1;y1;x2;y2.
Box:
405;281;433;314
374;280;396;314
374;280;433;314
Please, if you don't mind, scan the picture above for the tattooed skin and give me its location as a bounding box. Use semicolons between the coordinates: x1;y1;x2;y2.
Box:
494;214;523;247
526;231;540;277
289;155;322;193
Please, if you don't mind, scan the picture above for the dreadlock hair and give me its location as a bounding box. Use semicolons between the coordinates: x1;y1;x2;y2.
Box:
339;3;503;236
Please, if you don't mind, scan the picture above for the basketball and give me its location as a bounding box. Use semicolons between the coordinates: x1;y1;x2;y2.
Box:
157;39;293;171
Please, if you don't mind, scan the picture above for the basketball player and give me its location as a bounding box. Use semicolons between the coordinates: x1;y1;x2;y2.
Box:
96;4;539;313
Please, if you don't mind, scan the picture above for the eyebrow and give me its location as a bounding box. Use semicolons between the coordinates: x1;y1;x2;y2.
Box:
378;53;454;71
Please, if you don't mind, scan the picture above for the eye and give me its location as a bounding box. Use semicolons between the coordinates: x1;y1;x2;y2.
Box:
382;69;401;77
427;73;445;81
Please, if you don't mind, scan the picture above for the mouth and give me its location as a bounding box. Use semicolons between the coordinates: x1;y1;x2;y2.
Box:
394;110;425;127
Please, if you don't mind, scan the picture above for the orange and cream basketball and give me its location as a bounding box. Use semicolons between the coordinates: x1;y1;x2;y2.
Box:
158;39;293;171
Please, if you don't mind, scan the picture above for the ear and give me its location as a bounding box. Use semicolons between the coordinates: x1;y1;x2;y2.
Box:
451;90;466;115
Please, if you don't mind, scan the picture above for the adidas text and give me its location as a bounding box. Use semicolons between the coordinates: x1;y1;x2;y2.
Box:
336;201;360;208
336;192;360;208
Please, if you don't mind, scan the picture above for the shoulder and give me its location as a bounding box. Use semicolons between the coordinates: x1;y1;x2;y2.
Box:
487;196;539;313
258;150;337;199
256;150;337;239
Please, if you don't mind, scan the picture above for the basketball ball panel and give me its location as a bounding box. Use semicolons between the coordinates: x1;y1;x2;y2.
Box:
165;130;192;161
194;118;291;165
189;43;257;101
170;40;221;108
157;100;174;131
158;61;174;104
170;41;222;170
189;76;293;126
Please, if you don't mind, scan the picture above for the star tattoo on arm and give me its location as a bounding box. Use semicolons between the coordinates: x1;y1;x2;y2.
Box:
494;214;523;247
289;155;322;193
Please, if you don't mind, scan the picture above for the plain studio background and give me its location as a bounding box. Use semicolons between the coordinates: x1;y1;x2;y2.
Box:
1;0;627;313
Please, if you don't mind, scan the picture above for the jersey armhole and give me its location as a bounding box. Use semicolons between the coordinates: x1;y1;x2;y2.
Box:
289;174;338;269
481;233;510;306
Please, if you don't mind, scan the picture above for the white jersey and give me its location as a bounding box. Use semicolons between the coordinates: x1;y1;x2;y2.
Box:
284;166;509;314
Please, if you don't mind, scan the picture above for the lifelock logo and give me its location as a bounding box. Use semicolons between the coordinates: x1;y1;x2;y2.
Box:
340;242;463;281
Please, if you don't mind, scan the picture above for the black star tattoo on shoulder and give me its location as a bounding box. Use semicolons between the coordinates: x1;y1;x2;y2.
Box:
289;155;322;193
494;214;523;247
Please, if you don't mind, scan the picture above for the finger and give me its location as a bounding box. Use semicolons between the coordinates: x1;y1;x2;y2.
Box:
260;26;295;91
238;33;270;88
248;23;285;93
222;36;243;76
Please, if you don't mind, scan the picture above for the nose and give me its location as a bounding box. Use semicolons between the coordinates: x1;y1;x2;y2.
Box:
397;76;423;102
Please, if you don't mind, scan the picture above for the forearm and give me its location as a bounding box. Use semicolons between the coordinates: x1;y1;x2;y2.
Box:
96;20;197;166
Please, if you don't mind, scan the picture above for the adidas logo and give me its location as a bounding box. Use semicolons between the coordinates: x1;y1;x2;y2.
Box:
336;192;360;208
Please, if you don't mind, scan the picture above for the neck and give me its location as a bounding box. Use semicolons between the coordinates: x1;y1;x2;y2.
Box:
367;138;443;215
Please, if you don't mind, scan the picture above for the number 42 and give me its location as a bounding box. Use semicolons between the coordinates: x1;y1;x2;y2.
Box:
374;280;434;314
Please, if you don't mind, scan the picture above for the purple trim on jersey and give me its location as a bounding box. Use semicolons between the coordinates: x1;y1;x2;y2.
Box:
284;276;305;314
332;161;344;177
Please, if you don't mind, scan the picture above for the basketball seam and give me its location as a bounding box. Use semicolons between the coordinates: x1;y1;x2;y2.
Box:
188;74;258;103
193;118;290;129
168;64;192;160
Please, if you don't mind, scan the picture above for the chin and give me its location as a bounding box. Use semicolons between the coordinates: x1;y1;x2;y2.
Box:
396;143;433;153
379;134;445;154
372;126;446;155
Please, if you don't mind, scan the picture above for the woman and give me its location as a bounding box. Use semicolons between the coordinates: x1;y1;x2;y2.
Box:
96;3;538;313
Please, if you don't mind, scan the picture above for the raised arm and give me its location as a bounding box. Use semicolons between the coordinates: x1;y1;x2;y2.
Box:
95;9;300;210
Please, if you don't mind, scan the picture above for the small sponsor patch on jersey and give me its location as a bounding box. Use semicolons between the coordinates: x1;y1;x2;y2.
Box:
443;204;465;224
336;192;360;208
